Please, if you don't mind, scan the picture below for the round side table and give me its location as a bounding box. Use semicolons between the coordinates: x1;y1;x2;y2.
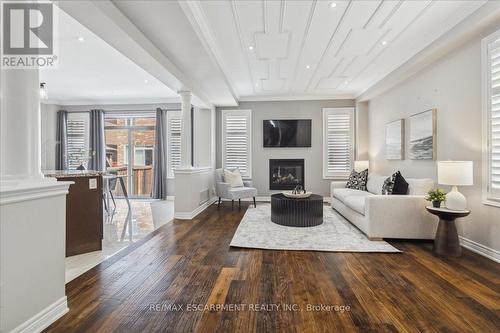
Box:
425;206;470;257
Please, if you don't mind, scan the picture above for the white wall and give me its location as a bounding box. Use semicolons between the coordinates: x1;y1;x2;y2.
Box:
217;100;357;197
367;26;500;252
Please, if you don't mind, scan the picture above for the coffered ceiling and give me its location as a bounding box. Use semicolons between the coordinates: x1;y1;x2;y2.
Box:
58;0;493;106
180;0;486;101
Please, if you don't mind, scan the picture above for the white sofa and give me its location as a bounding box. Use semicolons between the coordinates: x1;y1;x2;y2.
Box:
331;174;438;240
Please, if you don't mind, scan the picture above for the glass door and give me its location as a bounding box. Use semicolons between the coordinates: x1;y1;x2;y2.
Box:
105;115;156;198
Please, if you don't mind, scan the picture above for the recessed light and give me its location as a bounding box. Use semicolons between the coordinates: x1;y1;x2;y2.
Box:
248;46;254;51
306;65;311;69
77;36;85;42
382;40;387;46
329;2;337;8
144;79;149;84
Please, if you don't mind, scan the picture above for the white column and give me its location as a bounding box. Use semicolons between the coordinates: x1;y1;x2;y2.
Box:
0;68;43;180
179;90;192;168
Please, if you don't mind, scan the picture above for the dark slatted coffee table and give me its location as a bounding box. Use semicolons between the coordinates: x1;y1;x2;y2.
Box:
270;193;323;227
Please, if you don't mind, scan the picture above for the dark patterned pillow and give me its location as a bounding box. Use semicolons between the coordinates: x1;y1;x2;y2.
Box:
346;169;368;191
382;171;408;195
381;176;394;195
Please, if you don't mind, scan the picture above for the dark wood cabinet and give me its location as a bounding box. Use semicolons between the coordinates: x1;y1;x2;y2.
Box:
48;174;103;257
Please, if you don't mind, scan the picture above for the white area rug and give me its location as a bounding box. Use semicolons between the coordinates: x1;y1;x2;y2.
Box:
230;204;401;253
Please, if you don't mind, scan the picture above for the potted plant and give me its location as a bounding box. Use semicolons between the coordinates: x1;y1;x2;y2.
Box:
426;188;446;208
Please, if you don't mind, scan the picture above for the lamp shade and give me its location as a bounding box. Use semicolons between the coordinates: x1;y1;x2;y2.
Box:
437;161;473;186
354;160;369;172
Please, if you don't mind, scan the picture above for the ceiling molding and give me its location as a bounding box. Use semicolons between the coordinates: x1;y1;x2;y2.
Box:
54;97;181;106
356;1;500;102
178;0;240;103
238;93;354;102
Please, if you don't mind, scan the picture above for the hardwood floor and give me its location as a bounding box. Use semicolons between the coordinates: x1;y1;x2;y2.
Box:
45;203;500;333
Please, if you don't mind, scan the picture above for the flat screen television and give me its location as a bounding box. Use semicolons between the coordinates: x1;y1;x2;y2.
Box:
263;119;312;147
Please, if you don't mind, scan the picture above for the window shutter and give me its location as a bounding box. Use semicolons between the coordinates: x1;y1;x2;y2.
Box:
489;40;500;199
222;110;252;179
67;115;88;170
167;111;182;178
323;108;354;179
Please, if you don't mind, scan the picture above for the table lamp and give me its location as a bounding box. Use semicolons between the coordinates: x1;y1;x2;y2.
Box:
437;161;473;210
354;160;369;172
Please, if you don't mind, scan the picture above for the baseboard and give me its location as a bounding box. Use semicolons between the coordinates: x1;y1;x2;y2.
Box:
10;296;68;333
174;197;217;220
459;236;500;263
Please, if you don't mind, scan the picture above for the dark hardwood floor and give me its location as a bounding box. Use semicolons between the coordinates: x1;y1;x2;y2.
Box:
45;203;500;333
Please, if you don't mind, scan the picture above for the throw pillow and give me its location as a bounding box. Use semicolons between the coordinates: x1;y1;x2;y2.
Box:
381;175;394;195
392;171;409;195
382;171;409;195
346;169;368;191
224;169;244;188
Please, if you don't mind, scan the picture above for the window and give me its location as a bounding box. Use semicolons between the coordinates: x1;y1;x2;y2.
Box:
67;113;89;170
222;110;252;179
167;111;182;178
483;30;500;206
323;108;355;179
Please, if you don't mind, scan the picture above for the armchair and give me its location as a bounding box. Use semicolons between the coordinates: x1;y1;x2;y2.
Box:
214;168;257;209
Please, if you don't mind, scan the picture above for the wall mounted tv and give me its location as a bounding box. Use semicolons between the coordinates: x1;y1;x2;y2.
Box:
263;119;312;147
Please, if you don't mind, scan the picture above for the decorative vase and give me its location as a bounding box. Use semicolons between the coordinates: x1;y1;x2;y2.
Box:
77;164;86;171
432;201;441;208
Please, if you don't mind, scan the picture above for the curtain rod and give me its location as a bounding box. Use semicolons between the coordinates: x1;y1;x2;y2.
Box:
65;108;181;113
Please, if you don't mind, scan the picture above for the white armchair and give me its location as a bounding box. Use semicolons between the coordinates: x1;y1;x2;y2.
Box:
215;168;258;209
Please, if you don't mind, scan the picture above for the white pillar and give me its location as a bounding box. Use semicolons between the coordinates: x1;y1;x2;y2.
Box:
179;90;192;168
0;69;43;180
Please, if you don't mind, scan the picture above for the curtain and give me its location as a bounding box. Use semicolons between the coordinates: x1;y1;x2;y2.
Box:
88;109;106;171
152;108;168;199
55;110;68;170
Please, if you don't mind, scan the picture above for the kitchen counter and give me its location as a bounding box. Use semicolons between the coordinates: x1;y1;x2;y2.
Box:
44;170;103;178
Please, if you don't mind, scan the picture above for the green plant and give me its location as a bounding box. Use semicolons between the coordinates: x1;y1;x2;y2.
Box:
426;188;446;202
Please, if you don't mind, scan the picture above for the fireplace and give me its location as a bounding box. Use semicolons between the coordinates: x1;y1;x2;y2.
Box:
269;159;305;190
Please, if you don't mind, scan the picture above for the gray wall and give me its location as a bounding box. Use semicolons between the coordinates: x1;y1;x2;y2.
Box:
217;99;356;197
367;24;500;252
40;103;61;170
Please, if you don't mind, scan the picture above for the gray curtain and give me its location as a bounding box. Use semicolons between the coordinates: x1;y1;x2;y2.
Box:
88;109;106;171
55;110;68;170
152;108;168;199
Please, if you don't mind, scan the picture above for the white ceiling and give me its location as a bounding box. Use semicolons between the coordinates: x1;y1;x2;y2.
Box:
52;0;492;106
178;0;486;101
40;6;178;105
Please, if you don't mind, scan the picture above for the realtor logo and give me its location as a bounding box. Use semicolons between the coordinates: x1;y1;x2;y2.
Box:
1;1;58;68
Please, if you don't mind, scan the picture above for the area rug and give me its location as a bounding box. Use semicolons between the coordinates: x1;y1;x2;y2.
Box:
230;204;400;253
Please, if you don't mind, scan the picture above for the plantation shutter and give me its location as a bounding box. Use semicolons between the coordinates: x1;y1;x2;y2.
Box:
67;114;88;170
167;111;182;178
488;39;500;200
323;108;354;179
222;110;252;179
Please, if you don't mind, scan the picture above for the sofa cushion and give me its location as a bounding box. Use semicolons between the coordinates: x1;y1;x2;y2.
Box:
392;171;409;195
367;174;387;194
407;178;434;195
346;169;368;191
343;196;366;215
333;188;373;203
228;186;257;200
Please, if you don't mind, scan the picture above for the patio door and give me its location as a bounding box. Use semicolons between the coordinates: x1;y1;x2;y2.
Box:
104;114;156;198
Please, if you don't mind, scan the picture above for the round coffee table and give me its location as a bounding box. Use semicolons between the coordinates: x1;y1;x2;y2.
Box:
270;193;323;227
426;206;470;257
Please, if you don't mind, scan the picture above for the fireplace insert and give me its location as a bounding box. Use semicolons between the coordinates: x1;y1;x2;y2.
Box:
269;159;305;190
